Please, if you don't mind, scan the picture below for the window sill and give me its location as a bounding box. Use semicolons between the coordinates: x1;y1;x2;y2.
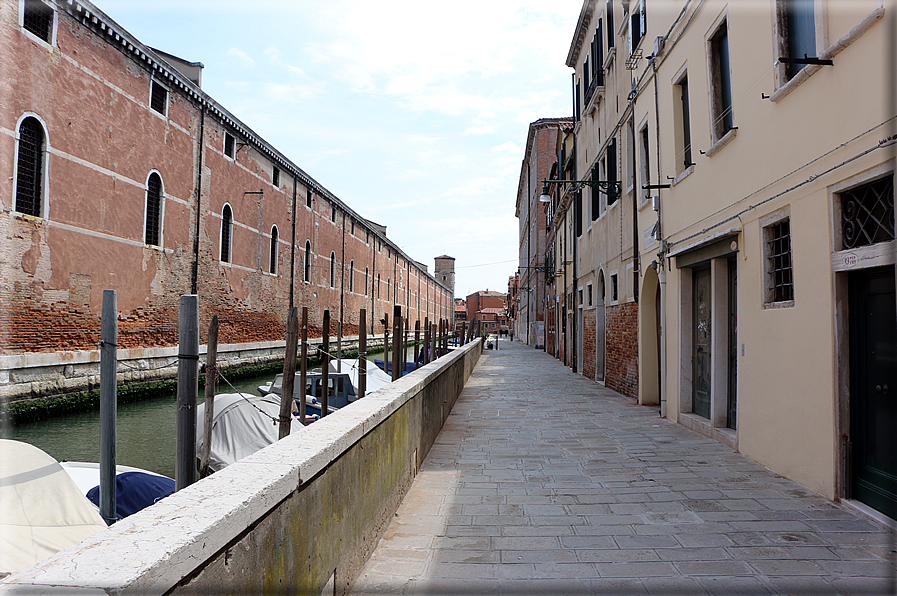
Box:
603;47;616;70
705;128;736;158
671;164;694;187
762;299;794;310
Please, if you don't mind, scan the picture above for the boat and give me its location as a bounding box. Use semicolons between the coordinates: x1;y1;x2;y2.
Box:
327;358;393;396
0;440;108;578
195;393;306;472
59;461;175;521
259;371;359;413
373;359;419;375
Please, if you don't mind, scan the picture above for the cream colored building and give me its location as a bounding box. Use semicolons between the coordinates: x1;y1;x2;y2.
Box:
564;0;895;522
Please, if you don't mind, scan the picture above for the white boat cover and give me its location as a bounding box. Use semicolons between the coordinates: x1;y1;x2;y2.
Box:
328;358;392;395
0;440;107;577
195;393;304;472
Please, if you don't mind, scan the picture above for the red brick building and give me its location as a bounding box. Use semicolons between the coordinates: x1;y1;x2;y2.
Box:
1;0;453;400
465;291;508;335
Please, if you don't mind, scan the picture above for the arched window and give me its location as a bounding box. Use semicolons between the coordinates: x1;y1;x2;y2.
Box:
304;241;311;282
330;251;336;288
15;116;46;217
377;274;381;299
349;260;355;292
365;267;369;296
387;278;391;303
220;205;233;263
145;172;163;246
269;225;278;274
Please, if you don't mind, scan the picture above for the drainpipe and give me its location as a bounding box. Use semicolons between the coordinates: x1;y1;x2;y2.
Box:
190;105;205;295
651;55;668;418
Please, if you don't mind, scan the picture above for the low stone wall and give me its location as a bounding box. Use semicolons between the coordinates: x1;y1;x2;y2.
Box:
0;335;390;404
3;339;482;595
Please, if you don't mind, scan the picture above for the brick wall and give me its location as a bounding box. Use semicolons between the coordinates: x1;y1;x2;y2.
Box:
606;301;638;398
582;309;596;380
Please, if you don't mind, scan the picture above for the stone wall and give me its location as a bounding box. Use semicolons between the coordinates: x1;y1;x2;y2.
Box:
4;339;482;594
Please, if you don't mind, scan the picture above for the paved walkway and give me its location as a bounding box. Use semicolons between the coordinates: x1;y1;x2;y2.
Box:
351;340;897;595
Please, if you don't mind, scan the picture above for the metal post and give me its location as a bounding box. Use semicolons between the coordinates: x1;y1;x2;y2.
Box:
321;309;330;417
414;320;421;369
99;290;117;525
279;307;298;439
358;309;367;397
176;294;199;491
300;307;308;424
392;305;402;381
199;315;218;477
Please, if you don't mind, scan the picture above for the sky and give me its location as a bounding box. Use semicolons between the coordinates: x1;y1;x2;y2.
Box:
97;0;584;298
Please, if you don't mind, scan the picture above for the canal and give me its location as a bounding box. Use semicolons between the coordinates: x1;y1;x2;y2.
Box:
1;371;278;480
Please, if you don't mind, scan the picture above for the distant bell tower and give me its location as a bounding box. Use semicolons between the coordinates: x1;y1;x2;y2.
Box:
434;255;455;296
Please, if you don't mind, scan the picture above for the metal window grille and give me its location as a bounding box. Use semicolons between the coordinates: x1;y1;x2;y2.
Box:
145;173;162;245
224;133;235;159
841;177;895;249
23;0;53;42
272;166;279;187
221;206;232;262
15;117;44;217
768;219;794;302
269;226;278;274
150;82;167;115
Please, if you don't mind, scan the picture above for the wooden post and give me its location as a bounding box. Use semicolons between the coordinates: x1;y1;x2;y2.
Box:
299;307;309;424
176;294;199;491
403;318;409;373
199;315;218;477
423;316;430;365
321;309;330;417
461;321;467;345
279;307;298;439
358;309;367;397
414;320;421;369
383;312;389;377
99;290;117;524
392;305;402;381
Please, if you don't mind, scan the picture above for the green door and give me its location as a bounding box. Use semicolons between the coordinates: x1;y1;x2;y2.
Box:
850;266;897;519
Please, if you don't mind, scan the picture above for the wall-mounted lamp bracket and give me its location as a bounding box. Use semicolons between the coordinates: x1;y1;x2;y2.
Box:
540;179;622;203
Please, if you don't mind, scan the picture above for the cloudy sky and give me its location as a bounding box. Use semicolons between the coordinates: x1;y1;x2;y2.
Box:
99;0;583;298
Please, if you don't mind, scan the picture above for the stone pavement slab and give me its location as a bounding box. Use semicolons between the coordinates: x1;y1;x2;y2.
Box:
351;340;897;595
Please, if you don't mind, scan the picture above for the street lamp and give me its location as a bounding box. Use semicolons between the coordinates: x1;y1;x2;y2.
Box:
539;179;622;203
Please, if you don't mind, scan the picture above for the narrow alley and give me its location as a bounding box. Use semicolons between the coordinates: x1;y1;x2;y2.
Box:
352;339;897;595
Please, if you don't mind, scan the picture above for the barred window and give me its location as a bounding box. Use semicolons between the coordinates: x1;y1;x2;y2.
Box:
150;81;168;115
221;205;233;263
23;0;54;43
145;173;163;246
765;218;794;304
272;166;279;188
269;225;278;274
15;117;45;217
224;132;235;159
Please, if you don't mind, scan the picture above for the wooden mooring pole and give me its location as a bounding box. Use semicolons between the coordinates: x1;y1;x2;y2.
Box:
321;309;330;417
299;307;309;424
176;295;199;491
99;290;117;524
392;305;402;381
414;320;421;369
358;309;367;397
199;315;218;477
279;307;298;439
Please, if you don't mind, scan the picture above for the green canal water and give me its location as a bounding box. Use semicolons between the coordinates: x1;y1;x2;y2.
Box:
1;371;276;480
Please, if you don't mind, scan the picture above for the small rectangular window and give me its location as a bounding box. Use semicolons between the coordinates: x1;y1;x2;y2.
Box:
331;203;337;222
764;218;794;305
23;0;54;43
224;132;236;159
587;284;593;307
639;123;651;201
777;0;816;81
150;81;168;115
674;73;692;174
306;187;312;208
610;273;619;302
272;166;280;187
606;138;618;206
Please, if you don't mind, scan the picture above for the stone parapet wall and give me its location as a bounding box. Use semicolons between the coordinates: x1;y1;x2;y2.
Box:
3;339;482;594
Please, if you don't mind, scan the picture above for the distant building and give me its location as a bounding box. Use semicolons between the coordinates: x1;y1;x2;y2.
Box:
465;290;508;335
